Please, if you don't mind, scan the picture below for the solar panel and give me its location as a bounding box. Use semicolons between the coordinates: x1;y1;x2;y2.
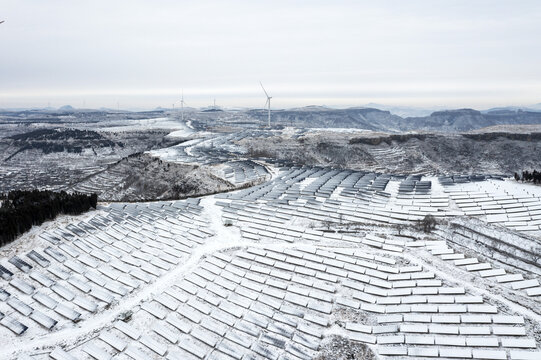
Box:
9;278;35;295
26;251;50;267
49;347;77;360
8;256;33;272
54;303;81;322
30;310;57;330
0;315;28;335
0;265;14;280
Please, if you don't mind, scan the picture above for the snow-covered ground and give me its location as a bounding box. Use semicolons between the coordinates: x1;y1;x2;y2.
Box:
306;128;375;134
98;116;193;133
1;167;541;360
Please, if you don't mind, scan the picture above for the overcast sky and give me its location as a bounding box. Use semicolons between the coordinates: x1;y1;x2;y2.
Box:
1;0;541;109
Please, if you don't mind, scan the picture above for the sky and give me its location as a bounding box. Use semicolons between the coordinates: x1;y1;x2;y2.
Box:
1;0;541;110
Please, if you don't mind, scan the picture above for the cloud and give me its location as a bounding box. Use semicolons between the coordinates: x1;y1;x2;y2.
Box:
1;0;540;109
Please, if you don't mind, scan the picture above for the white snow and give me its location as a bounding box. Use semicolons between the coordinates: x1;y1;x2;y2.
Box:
3;168;541;360
98;117;191;133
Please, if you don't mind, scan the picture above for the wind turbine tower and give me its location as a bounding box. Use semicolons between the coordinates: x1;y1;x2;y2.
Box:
260;82;272;128
180;90;186;122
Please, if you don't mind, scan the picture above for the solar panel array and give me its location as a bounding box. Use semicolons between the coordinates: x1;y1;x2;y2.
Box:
2;165;541;359
0;199;211;343
218;167;462;231
440;178;541;232
19;244;540;360
222;161;269;185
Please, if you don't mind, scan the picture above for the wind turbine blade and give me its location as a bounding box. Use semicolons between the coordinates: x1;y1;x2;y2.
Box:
260;81;270;98
264;99;269;109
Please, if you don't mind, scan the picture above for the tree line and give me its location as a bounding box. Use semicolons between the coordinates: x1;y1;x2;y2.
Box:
514;170;541;184
0;190;97;246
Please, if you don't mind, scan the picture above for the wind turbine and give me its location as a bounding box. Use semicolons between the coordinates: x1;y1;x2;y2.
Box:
180;90;186;122
260;81;272;128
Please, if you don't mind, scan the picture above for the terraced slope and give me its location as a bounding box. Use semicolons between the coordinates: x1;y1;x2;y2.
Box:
239;130;541;175
69;153;237;201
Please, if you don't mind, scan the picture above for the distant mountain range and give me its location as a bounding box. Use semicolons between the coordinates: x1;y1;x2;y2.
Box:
401;108;541;132
3;103;541;133
2;102;541;114
247;106;541;132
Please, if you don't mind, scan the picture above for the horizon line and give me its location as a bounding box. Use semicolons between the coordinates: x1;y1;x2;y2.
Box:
2;103;541;113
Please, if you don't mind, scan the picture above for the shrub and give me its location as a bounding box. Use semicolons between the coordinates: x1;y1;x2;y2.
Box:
418;214;437;233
